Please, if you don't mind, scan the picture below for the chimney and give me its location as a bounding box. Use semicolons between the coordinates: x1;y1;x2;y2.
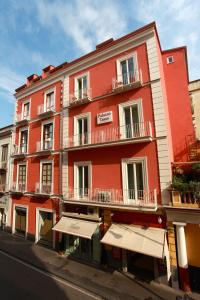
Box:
42;65;55;78
26;74;39;86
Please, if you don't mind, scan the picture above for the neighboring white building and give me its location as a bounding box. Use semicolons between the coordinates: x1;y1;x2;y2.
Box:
189;80;200;140
0;124;13;230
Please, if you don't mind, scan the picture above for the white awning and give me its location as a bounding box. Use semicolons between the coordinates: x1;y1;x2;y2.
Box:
52;217;98;239
101;224;166;259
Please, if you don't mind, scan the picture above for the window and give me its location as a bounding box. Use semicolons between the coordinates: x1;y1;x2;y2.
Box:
46;91;55;110
78;165;89;197
120;57;135;84
119;100;142;139
122;157;147;201
18;165;26;192
20;130;28;153
0;173;6;191
167;56;174;64
77;117;88;145
75;75;88;100
1;145;8;163
41;163;52;194
23;102;30;119
74;162;91;198
43;123;53;150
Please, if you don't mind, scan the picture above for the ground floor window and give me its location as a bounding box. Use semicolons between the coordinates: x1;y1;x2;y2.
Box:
15;207;27;236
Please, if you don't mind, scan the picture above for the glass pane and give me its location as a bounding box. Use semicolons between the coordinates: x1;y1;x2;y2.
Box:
127;164;134;199
78;166;83;196
78;119;83;145
136;163;144;199
128;57;134;82
78;79;82;99
124;107;132;138
84;166;88;191
132;106;139;137
121;60;128;85
84;118;88;144
83;76;87;91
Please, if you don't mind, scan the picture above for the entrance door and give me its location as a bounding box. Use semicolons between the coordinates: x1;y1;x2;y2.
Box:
127;251;155;281
15;207;27;236
38;211;53;246
0;208;5;230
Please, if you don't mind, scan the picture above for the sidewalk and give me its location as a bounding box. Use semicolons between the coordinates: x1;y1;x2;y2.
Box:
0;231;199;300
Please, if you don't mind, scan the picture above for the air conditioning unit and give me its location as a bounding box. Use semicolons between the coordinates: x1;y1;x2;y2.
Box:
96;191;111;203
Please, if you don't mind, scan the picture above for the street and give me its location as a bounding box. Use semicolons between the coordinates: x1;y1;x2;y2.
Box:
0;250;101;300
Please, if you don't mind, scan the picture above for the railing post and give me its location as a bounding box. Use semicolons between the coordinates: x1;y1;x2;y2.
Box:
154;189;157;206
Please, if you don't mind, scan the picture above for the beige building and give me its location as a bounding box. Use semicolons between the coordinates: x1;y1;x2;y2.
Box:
189;80;200;140
0;125;13;230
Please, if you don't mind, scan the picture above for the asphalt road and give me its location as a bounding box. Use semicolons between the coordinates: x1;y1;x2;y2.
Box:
0;250;102;300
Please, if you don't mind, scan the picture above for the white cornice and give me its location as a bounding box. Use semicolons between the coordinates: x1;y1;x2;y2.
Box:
15;28;155;100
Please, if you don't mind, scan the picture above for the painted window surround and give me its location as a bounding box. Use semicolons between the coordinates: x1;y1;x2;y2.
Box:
16;161;27;192
118;99;144;138
39;159;54;194
74;72;90;98
18;126;29;153
73;112;91;145
44;87;56;111
41;119;55;151
116;52;138;78
121;156;148;200
74;161;92;196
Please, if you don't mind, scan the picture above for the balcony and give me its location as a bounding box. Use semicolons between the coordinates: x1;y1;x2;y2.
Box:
33;182;52;197
112;70;142;93
68;88;92;107
12;145;27;158
171;190;200;208
35;141;53;155
63;188;157;210
10;182;26;194
15;113;30;126
64;122;152;151
0;161;7;171
37;104;55;118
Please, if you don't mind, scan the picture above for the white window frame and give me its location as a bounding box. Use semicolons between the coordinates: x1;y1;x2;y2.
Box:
18;126;29;154
74;112;91;146
74;161;92;198
17;161;27;192
74;72;90;99
116;52;138;81
118;99;143;139
41;119;54;151
12;204;29;238
121;157;148;202
167;56;174;64
21;99;31;120
44;87;56;111
35;207;56;249
40;159;54;194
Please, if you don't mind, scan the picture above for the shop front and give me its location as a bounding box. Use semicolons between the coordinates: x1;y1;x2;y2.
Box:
36;209;54;247
53;216;101;265
101;223;170;283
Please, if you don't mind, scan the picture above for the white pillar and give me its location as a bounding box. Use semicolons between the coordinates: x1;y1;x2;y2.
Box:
174;222;188;268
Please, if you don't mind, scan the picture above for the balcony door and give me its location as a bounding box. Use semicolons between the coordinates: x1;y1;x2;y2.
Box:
127;162;144;201
46;91;54;111
1;144;8;168
77;75;87;99
43;123;53;150
120;57;135;85
20;130;28;153
23;102;30;119
41;163;52;194
78;165;89;198
18;164;26;192
123;105;139;139
78;117;88;146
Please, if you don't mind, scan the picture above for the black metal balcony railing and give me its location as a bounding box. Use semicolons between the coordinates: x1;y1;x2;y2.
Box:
64;187;157;208
64;122;152;149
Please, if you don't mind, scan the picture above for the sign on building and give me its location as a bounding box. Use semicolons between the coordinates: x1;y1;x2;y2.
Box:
97;111;113;124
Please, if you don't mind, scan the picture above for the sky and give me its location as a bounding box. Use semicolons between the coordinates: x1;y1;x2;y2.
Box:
0;0;200;127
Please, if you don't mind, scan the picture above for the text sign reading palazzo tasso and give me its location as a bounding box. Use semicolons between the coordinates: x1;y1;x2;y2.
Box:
97;111;113;124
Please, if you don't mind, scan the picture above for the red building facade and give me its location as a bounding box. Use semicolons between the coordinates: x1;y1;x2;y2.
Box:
12;22;194;289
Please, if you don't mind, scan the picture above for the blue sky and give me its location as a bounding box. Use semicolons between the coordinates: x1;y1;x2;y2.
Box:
0;0;200;127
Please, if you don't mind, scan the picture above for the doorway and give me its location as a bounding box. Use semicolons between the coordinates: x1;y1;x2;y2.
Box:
37;210;53;246
15;207;27;237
